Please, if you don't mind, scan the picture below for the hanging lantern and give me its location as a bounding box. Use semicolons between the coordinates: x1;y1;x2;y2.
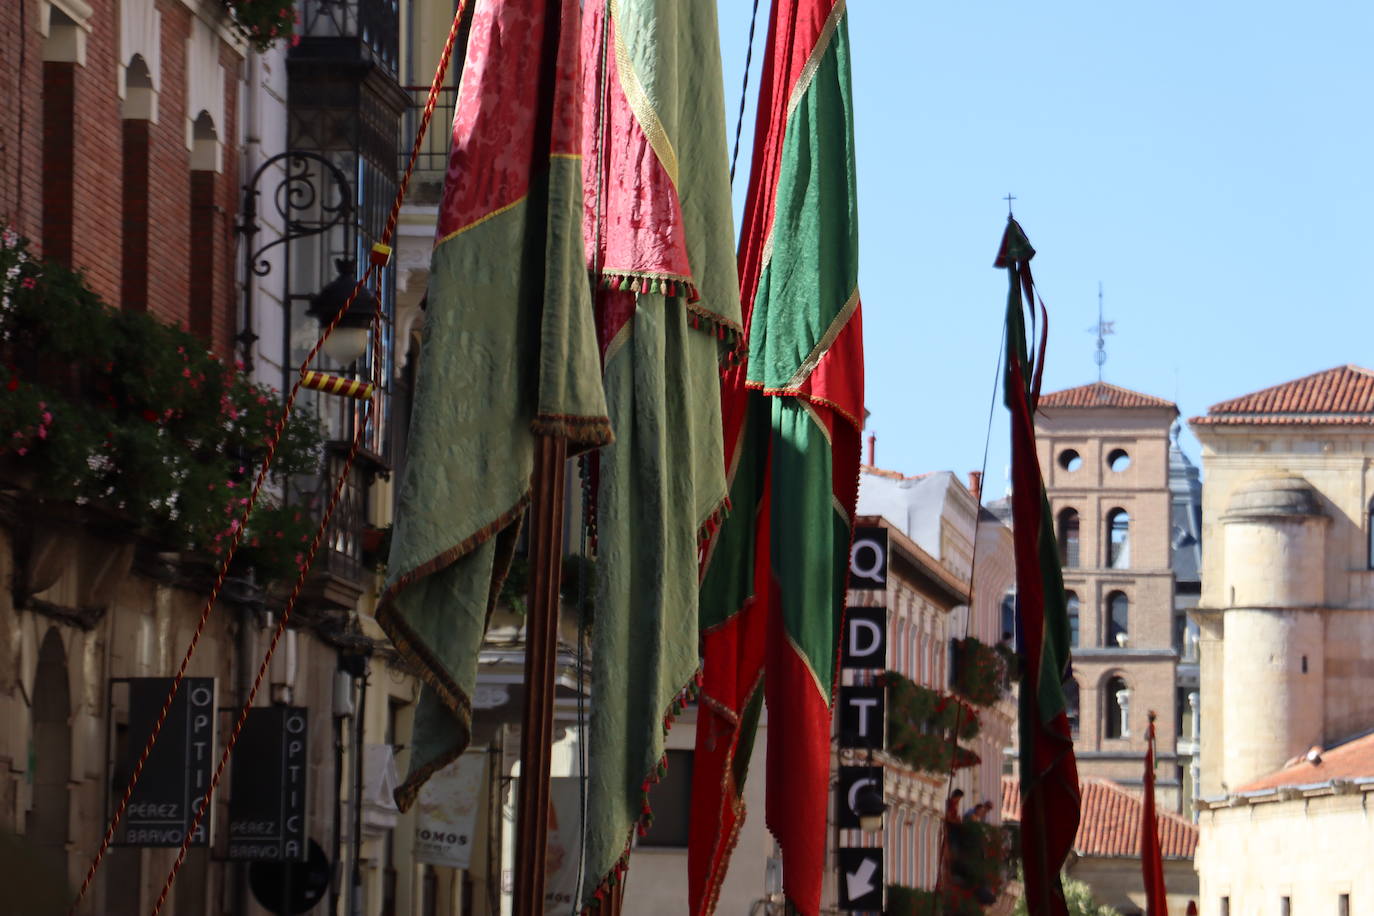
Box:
308;258;375;366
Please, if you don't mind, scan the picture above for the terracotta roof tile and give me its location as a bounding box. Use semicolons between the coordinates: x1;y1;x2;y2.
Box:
1038;382;1178;411
1192;365;1374;427
1002;776;1197;859
1235;729;1374;792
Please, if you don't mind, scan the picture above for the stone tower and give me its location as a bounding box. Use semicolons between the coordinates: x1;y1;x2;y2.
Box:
1216;476;1328;789
1191;365;1374;796
1033;382;1184;809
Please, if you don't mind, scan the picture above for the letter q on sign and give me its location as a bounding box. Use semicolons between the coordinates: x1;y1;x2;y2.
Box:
849;526;888;590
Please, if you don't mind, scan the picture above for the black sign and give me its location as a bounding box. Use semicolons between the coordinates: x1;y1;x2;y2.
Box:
838;685;884;749
837;766;883;830
114;677;215;847
229;707;309;861
837;847;883;910
849;527;888;590
249;838;331;915
841;607;887;670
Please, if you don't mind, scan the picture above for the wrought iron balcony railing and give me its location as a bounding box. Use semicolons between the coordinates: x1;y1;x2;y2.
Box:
399;85;459;205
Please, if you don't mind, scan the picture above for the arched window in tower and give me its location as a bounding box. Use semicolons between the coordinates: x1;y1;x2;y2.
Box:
1057;508;1080;567
1065;678;1081;736
1066;591;1080;647
1104;675;1130;738
1107;591;1129;647
1106;508;1130;568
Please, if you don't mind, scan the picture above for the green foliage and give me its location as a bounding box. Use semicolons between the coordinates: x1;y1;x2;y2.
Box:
952;637;1010;706
886;884;983;916
1009;869;1122;916
885;670;982;775
995;640;1021;683
948;822;1013;894
224;0;300;52
499;554;530;616
0;229;323;583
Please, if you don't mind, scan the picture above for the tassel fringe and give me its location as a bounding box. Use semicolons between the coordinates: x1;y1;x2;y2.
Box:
696;495;732;547
595;270;744;362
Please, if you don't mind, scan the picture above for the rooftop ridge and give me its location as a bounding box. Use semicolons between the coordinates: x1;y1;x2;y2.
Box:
1192;365;1374;427
1039;381;1178;411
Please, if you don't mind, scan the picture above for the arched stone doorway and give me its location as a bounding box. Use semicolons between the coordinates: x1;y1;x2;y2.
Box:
30;627;72;882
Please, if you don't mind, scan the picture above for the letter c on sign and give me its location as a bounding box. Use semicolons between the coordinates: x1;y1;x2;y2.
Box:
847;777;877;815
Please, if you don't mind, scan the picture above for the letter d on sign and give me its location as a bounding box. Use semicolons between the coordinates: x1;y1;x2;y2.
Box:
841;607;887;670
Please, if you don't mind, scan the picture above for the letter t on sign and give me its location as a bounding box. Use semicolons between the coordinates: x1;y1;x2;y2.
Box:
838;685;885;750
841;607;887;670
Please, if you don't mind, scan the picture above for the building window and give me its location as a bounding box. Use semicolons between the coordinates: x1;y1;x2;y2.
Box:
1279;897;1290;916
1058;508;1080;568
122;55;154;313
1176;687;1193;739
42;34;78;267
1107;448;1131;472
381;829;398;916
908;627;917;682
1065;678;1080;737
1220;897;1229;916
895;813;906;884
1058;448;1082;471
189;111;219;344
1105;676;1129;739
1066;591;1079;647
1107;591;1129;647
1368;498;1374;568
1340;893;1350;916
639;749;694;847
1106;508;1130;568
896;618;907;674
421;866;438;916
1001;591;1017;644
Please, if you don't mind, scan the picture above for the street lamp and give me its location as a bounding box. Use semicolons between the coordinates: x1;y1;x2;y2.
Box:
308;258;375;366
853;779;887;832
237;151;354;373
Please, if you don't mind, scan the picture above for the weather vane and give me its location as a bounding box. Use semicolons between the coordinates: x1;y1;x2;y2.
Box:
1088;281;1114;382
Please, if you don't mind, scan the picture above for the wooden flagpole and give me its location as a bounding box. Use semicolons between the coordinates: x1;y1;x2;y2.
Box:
513;435;568;915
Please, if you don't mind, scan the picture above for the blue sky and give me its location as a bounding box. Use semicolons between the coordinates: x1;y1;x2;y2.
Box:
719;1;1374;494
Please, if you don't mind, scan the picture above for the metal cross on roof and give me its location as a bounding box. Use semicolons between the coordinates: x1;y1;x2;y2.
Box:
1087;281;1115;381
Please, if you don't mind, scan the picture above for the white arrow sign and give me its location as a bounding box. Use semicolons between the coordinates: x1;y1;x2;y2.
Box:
845;857;877;901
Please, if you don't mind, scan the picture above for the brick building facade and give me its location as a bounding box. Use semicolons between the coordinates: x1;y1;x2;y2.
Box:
1032;382;1187;811
1;0;240;356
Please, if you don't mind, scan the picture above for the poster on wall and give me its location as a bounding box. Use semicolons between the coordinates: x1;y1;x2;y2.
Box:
544;777;584;913
413;752;487;870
